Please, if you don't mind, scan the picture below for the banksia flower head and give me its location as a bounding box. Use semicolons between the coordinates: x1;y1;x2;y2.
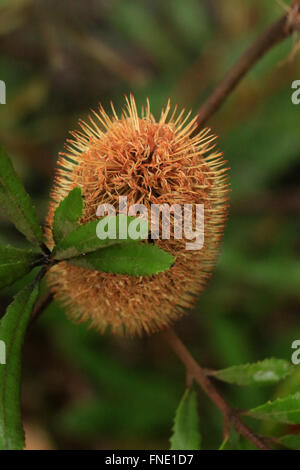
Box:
46;95;229;335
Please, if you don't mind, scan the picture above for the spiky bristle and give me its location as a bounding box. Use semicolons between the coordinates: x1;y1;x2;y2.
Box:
46;95;229;336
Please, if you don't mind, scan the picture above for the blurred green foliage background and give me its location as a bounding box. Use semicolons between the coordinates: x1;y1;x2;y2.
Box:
0;0;300;450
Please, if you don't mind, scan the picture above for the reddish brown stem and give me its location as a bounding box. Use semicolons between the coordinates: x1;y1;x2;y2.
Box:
164;328;270;451
196;0;300;128
30;291;53;327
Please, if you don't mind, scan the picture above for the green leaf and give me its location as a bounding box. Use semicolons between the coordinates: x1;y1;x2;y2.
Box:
279;434;300;450
69;243;174;276
52;187;84;245
0;245;40;289
0;145;43;245
53;215;149;260
249;392;300;424
0;282;40;449
212;359;292;386
218;436;229;450
218;427;244;450
170;388;201;450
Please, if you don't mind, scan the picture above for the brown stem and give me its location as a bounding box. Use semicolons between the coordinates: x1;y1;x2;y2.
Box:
164;328;270;451
196;0;300;128
40;243;51;256
30;291;53;327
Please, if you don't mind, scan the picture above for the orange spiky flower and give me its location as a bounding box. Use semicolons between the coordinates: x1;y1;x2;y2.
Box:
46;95;229;335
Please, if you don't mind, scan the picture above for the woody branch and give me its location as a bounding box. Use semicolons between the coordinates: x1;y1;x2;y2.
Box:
196;0;300;128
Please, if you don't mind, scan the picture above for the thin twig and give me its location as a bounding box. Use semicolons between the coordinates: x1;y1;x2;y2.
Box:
29;291;53;327
196;0;300;128
164;328;270;450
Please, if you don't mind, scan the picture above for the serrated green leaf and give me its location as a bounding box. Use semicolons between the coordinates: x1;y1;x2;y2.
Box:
0;282;40;450
279;434;300;450
0;245;40;289
68;243;174;276
249;392;300;424
212;359;292;386
52;188;84;245
53;215;148;260
170;388;201;450
0;145;43;245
